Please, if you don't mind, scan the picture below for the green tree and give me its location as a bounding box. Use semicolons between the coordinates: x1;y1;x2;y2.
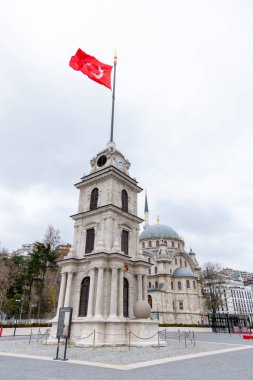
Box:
28;242;59;318
0;255;27;318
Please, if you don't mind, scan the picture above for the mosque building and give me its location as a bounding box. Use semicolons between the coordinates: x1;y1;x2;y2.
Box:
141;193;205;324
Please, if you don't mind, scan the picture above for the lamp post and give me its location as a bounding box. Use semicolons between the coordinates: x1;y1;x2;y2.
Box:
206;267;217;333
13;299;21;336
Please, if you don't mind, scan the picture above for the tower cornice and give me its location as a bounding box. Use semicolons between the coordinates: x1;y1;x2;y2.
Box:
70;203;144;223
75;166;142;192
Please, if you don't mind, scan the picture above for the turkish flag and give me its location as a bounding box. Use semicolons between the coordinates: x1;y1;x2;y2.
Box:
69;49;113;90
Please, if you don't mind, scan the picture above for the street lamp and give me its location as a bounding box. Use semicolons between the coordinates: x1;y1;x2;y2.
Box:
13;299;21;337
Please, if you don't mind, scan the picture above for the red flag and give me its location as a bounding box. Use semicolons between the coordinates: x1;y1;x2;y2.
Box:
69;49;112;90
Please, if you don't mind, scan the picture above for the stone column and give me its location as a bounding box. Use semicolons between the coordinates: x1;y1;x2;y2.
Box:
107;217;113;250
105;217;111;250
137;274;142;301
142;274;148;301
95;267;104;317
64;272;73;307
118;269;124;317
110;268;118;317
87;268;96;317
57;272;67;314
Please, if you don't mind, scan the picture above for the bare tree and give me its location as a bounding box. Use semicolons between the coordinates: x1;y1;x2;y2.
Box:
43;225;61;250
0;242;9;256
201;262;226;315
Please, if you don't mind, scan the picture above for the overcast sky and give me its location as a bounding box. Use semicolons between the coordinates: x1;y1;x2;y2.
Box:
1;0;253;271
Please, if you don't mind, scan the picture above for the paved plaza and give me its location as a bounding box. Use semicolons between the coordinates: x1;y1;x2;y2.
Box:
0;331;253;379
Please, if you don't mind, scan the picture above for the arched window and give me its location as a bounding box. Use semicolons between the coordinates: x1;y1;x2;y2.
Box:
171;281;174;290
185;261;187;267
148;241;152;248
148;258;151;263
148;269;151;275
148;295;152;308
79;277;90;316
180;258;182;267
121;230;129;255
155;267;157;274
156;240;159;247
175;258;177;265
186;279;190;288
90;188;98;210
122;190;128;212
148;282;151;288
155;281;158;288
123;278;129;317
172;241;174;248
85;228;95;253
178;281;182;290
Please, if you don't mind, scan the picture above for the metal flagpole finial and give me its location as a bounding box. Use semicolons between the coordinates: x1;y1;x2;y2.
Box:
114;48;117;64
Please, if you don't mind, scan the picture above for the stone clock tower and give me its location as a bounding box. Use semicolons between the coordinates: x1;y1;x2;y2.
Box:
52;142;159;346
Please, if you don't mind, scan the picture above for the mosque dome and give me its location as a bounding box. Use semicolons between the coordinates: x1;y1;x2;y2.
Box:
140;224;179;241
173;267;195;277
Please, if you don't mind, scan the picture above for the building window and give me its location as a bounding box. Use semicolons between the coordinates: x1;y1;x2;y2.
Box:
148;282;151;288
85;228;95;253
178;281;182;290
142;242;145;248
185;261;187;267
172;241;174;248
171;281;174;290
148;269;151;275
121;230;129;255
155;267;157;274
156;240;159;247
180;258;182;267
148;241;152;248
122;190;128;212
193;281;196;289
155;281;158;288
148;258;151;263
186;279;190;288
175;258;177;265
179;301;184;310
123;278;129;317
164;241;167;246
148;295;152;308
90;188;98;210
79;277;90;316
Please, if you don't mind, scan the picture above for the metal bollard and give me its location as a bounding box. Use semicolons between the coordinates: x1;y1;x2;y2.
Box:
93;330;96;349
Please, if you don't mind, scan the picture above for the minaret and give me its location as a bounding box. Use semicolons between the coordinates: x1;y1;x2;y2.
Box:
144;190;149;228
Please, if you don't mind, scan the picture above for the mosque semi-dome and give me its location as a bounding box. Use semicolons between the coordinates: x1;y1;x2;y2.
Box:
140;224;179;241
173;267;195;277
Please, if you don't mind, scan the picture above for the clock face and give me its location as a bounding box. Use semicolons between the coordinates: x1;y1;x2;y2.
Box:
97;155;107;167
115;156;124;168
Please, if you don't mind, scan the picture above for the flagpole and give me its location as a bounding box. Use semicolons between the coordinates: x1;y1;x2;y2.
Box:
110;49;117;142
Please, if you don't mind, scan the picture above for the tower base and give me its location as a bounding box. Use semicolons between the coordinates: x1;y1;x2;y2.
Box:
50;318;163;347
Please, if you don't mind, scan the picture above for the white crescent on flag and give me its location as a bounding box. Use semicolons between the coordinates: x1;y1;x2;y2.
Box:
91;66;104;79
86;63;104;79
